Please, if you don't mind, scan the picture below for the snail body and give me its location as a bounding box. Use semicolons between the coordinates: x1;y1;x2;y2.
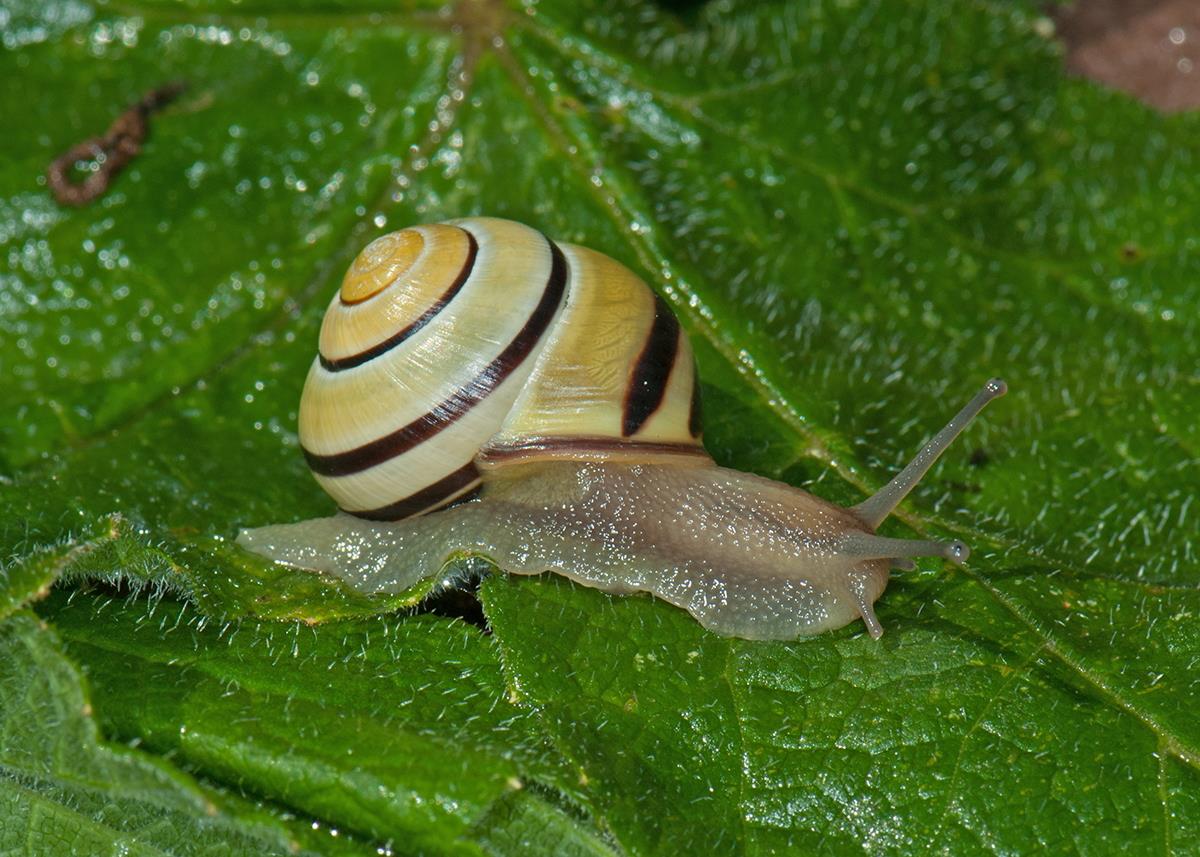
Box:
238;217;1006;639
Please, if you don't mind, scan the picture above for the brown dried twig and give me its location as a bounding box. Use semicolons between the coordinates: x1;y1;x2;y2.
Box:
47;81;187;207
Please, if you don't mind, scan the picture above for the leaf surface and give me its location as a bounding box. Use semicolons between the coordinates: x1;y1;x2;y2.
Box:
0;611;364;856
2;0;1197;853
40;589;610;855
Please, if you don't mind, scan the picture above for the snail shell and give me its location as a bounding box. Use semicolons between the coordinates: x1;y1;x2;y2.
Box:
300;218;704;520
239;217;1006;640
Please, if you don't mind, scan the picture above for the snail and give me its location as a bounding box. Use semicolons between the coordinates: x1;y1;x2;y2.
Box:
238;217;1006;640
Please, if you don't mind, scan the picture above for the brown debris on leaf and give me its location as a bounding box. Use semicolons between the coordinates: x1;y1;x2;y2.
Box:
1054;0;1199;112
47;81;187;207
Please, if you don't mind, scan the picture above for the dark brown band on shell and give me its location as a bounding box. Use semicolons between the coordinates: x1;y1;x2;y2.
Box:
319;230;479;371
347;462;481;521
622;295;681;437
688;368;703;438
480;436;710;467
303;237;568;477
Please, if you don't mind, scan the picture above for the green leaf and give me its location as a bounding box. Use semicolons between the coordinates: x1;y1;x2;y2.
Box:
0;610;364;856
0;514;121;620
39;588;612;856
3;0;1198;853
480;572;1200;853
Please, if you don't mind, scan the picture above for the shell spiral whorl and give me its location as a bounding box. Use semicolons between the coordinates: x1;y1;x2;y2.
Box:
299;217;706;521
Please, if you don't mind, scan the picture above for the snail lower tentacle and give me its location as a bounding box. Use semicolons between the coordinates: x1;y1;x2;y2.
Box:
238;217;1006;639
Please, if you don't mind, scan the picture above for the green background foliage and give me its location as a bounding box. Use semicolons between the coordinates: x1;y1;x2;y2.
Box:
2;0;1198;853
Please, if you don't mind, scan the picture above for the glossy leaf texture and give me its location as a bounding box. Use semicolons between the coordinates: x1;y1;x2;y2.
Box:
2;0;1198;853
39;589;611;856
0;611;368;856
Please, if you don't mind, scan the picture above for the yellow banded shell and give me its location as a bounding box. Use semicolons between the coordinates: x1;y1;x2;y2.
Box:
299;217;705;520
